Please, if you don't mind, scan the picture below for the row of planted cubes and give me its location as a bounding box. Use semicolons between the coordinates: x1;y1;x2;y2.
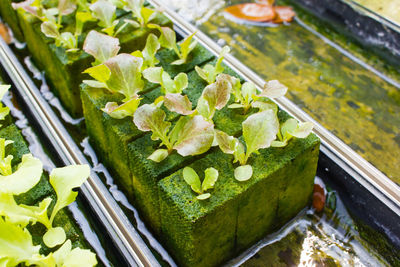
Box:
1;0;320;266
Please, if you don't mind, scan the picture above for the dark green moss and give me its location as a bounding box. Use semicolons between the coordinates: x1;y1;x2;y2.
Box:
127;134;204;234
156;43;215;77
0;124;29;165
159;150;241;267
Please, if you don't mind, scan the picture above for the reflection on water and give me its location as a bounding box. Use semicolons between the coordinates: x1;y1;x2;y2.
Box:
228;178;389;267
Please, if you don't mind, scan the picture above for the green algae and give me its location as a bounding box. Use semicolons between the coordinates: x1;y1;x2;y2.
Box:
198;0;400;184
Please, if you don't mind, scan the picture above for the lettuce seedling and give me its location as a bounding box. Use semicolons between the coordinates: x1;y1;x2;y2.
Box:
84;53;144;118
271;118;313;147
229;79;288;114
215;109;279;181
143;67;188;94
122;0;159;28
183;167;219;200
196;74;232;121
83;30;121;65
149;25;198;65
134;104;214;162
131;33;161;69
195;46;230;84
90;0;119;36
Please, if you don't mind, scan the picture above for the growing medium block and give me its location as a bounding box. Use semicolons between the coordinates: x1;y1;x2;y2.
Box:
158;150;242;267
158;111;320;267
127;134;204;234
235;127;320;252
157;43;215;77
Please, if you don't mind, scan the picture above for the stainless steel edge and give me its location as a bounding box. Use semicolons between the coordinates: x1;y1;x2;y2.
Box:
149;0;400;216
0;37;161;267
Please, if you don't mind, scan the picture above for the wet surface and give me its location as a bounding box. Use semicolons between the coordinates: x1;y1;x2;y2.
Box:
1;7;399;266
177;0;400;184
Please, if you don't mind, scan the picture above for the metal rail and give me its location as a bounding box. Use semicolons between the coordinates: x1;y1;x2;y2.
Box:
0;37;160;267
149;0;400;216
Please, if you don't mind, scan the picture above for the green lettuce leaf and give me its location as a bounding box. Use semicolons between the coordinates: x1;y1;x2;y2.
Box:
147;149;169;163
202;167;218;191
171;32;197;65
243;110;279;160
0;217;42;267
143;67;188;94
0;154;43;195
195;46;230;84
90;0;118;35
234;165;253;182
0;194;51;228
52;240;97;267
101;96;141;119
49;165;90;224
182;167;201;194
43;227;66;248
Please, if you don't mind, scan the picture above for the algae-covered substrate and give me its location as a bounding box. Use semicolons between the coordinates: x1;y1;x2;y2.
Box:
196;0;400;184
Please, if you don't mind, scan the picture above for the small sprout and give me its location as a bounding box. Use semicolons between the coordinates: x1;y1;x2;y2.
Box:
143;67;188;94
195;46;230;84
133;104;214;161
183;167;219;200
90;0;119;36
101;96;142;119
215;109;279;181
150;25;198;65
271;118;313;147
229;78;288;114
130;33;161;69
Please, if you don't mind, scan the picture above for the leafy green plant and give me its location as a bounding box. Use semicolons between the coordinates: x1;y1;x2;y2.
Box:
215;109;279;181
131;33;161;69
133;104;214;162
195;74;232;121
143;67;188;94
0;85;10;127
150;25;197;65
0;140;96;266
89;0;120;36
83;52;145;119
83;30;121;65
14;0;94;54
229;79;288;114
182;167;218;200
271;118;313;147
121;0;159;28
195;46;230;84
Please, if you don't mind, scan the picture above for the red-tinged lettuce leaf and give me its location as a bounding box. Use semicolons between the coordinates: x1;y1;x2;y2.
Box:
197;74;232;120
172;115;214;156
164;93;193;115
259;80;287;98
104;54;144;100
133;104;171;145
83;30;120;63
90;0;117;32
243;110;279;156
57;0;76;16
215;130;238;154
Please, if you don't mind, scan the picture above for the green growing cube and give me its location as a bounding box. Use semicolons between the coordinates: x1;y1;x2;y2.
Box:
158;111;320;267
127;134;203;234
158;150;242;267
157;44;215;77
235;129;320;252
